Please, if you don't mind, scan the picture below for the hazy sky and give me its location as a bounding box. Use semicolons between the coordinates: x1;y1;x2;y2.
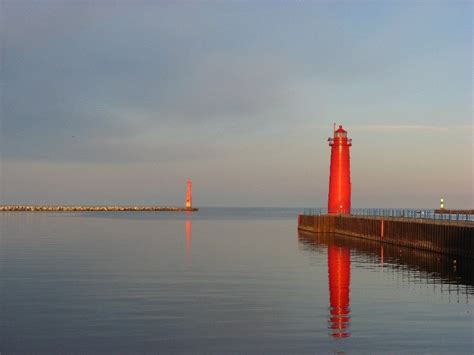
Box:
1;1;472;208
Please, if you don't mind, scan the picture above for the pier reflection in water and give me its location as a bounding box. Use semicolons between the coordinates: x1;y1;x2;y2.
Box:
299;232;474;338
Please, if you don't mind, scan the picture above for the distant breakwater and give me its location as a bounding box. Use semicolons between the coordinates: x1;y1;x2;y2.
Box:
0;205;198;212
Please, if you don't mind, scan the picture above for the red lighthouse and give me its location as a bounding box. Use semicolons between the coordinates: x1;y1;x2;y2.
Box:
328;125;352;214
185;179;192;209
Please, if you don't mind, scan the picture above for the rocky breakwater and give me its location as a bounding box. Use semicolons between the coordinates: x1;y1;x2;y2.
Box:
0;205;198;212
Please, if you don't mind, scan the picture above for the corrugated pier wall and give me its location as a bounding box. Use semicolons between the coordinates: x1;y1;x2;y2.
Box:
298;214;473;258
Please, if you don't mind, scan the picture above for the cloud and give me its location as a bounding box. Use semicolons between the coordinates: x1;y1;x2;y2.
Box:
2;6;298;164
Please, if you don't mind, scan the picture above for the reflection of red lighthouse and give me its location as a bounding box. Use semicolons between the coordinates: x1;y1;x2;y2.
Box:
328;125;352;214
328;245;351;338
185;219;192;255
185;179;192;209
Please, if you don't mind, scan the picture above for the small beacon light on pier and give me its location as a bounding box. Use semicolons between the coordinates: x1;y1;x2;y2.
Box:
440;198;444;210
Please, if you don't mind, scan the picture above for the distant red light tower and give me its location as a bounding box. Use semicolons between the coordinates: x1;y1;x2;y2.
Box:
328;125;352;214
185;179;192;209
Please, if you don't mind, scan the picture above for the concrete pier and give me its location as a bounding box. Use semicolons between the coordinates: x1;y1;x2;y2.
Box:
298;214;473;258
0;205;198;212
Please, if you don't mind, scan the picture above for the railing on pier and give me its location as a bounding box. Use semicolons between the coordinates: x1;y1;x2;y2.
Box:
302;208;473;224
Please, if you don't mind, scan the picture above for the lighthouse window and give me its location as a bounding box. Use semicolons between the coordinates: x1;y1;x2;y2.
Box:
335;132;347;138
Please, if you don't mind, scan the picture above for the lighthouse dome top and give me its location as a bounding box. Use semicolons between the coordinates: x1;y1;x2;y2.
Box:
335;125;347;133
334;125;348;138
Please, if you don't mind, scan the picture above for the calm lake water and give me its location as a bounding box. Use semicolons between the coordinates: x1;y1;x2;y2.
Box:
1;208;473;353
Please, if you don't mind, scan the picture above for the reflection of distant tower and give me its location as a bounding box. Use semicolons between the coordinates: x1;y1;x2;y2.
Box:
185;219;192;255
380;244;384;267
185;179;192;209
328;245;351;338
